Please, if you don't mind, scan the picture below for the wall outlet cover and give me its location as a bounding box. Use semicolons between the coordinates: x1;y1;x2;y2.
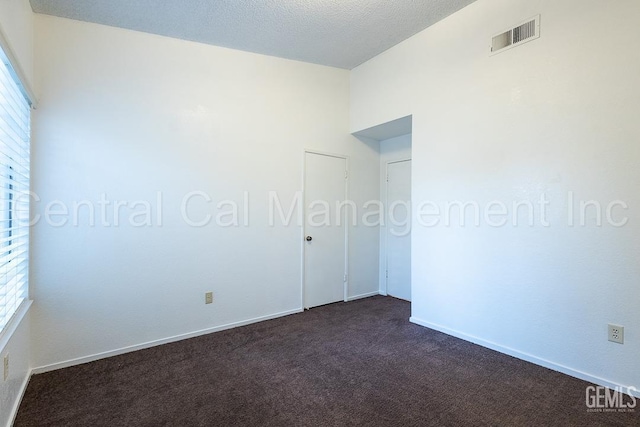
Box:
608;324;624;344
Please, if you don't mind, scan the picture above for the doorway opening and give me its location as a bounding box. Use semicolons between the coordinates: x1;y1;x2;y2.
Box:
352;115;412;302
384;158;411;301
380;135;412;301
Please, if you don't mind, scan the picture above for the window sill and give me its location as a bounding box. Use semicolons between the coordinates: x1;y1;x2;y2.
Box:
0;299;33;353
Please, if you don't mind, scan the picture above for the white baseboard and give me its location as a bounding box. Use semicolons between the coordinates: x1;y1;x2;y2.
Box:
347;291;380;301
410;316;640;398
8;368;32;427
32;308;303;375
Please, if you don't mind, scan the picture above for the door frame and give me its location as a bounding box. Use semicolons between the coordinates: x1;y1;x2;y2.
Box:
383;158;411;297
301;149;350;309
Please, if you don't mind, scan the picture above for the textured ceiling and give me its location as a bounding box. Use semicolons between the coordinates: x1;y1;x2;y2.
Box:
29;0;477;69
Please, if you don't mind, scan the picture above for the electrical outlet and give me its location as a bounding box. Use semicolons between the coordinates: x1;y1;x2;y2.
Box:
205;292;213;304
608;324;624;344
3;354;8;381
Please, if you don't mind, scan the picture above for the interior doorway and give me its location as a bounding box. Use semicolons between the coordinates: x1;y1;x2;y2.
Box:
378;133;412;301
385;159;411;301
351;115;412;304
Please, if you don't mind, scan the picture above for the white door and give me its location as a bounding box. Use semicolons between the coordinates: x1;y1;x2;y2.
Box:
386;160;411;301
304;152;347;309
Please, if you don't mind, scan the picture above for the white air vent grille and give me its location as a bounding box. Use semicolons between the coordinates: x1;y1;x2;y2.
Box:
491;15;540;55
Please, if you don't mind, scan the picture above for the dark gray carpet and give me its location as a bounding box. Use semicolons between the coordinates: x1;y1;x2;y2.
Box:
15;296;638;426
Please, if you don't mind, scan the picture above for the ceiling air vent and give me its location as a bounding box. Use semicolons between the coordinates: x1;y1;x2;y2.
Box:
491;15;540;55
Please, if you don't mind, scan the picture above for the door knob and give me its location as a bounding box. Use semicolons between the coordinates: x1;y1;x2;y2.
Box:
306;236;313;242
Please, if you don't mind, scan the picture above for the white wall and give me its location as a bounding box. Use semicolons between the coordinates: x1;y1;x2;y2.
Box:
0;0;34;425
31;15;379;369
378;134;411;294
351;0;640;392
0;0;34;83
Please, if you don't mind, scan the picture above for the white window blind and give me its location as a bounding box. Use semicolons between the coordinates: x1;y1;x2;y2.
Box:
0;45;30;333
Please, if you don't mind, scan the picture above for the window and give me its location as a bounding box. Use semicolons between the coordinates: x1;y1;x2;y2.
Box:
0;45;30;333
